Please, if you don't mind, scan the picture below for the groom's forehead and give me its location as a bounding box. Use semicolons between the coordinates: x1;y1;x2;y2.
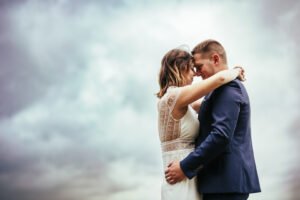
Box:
192;53;204;61
194;52;211;61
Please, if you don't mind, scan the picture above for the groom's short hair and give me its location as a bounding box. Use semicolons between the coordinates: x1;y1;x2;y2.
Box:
192;39;227;64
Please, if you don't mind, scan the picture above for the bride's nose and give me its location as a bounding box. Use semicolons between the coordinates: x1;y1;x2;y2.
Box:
190;68;196;76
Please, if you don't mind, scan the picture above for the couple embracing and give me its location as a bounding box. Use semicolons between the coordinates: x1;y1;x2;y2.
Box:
156;39;261;200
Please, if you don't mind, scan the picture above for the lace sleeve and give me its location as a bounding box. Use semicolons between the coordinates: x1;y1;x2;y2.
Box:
166;87;181;113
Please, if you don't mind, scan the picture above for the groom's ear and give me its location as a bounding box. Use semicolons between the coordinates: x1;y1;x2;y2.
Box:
211;54;220;65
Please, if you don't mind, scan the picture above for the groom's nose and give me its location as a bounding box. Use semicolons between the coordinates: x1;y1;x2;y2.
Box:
193;67;202;77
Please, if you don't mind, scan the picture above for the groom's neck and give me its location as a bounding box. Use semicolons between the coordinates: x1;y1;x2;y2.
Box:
216;64;228;72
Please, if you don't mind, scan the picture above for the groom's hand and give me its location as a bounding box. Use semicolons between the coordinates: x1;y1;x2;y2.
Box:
164;161;186;184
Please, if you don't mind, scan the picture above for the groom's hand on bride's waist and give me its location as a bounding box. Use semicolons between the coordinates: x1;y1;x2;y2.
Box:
164;161;186;184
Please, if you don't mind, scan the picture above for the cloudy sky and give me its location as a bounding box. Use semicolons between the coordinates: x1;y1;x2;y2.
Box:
0;0;299;199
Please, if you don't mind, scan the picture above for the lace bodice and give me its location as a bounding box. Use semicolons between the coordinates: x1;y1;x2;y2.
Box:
157;87;199;152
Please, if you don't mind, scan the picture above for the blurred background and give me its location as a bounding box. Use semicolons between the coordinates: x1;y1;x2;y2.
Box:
0;0;299;199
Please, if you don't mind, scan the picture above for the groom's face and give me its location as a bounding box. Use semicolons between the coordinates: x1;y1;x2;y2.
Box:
192;53;216;79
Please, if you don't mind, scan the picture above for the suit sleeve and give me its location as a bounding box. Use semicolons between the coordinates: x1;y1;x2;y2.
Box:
180;82;242;179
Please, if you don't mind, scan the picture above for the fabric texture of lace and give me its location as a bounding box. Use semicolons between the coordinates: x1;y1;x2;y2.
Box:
158;87;197;152
158;87;181;143
161;139;195;152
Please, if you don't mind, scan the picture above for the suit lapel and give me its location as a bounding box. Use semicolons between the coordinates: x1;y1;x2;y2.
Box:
198;91;214;119
204;91;214;101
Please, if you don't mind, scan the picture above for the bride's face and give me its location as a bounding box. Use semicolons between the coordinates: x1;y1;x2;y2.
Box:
182;67;195;85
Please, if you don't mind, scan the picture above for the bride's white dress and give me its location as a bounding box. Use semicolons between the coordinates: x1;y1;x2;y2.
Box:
158;87;202;200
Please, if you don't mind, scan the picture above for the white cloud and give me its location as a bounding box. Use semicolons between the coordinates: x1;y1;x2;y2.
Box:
0;0;299;199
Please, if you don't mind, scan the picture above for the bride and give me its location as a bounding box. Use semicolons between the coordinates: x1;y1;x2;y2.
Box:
156;48;244;199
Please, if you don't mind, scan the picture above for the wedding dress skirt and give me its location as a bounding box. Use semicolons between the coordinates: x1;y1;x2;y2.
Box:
161;148;202;200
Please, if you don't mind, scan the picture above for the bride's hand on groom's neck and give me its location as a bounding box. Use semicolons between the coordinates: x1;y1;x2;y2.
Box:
234;66;246;81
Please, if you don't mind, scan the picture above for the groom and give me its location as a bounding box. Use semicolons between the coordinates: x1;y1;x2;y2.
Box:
165;39;261;200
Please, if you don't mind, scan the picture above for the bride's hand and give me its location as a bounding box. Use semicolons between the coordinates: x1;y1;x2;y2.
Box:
234;66;246;81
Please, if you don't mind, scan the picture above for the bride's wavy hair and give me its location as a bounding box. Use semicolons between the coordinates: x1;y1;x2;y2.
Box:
156;48;192;98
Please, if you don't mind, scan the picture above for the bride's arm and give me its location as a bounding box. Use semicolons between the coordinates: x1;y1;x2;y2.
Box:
191;99;203;112
175;68;242;109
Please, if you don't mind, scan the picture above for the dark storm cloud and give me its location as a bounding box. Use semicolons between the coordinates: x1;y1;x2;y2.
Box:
0;1;85;118
0;110;121;200
259;0;300;64
0;1;123;199
5;0;299;199
258;0;300;198
0;0;28;8
0;4;40;117
0;0;131;118
0;0;159;192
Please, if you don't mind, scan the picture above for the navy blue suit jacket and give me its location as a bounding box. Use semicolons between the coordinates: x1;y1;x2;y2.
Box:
180;79;261;193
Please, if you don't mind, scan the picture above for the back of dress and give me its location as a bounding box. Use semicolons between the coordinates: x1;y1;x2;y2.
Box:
158;86;199;153
157;86;202;200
